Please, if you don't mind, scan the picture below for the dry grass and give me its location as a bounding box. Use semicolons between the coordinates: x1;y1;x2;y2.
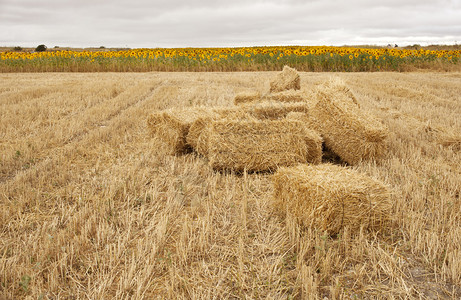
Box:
1;71;461;299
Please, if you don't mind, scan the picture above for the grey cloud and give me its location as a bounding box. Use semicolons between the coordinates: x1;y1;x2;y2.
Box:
1;0;460;47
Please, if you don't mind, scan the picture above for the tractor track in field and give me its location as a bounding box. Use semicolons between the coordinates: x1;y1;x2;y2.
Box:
0;80;163;186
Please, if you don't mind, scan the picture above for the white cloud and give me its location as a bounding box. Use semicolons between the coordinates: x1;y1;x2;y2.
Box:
1;0;460;47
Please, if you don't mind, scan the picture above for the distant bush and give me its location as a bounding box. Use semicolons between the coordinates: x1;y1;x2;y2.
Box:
13;46;23;51
99;46;105;49
35;44;47;52
54;46;59;48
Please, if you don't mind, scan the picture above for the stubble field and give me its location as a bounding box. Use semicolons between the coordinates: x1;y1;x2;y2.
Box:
1;71;461;299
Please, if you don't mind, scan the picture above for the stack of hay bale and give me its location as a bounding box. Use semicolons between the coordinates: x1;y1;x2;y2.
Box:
147;66;321;172
147;66;392;234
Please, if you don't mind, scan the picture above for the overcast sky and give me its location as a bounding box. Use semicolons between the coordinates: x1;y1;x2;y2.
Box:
1;0;460;48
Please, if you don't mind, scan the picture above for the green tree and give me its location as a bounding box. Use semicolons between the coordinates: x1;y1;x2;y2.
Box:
35;44;47;52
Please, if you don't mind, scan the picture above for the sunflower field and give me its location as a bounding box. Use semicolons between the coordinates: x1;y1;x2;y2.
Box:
1;46;460;72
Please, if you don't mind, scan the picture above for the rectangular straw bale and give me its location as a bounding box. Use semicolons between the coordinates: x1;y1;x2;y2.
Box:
147;107;215;155
270;65;301;93
207;119;319;172
266;89;317;107
286;112;323;164
186;107;251;156
234;90;317;107
234;91;263;105
187;116;216;156
285;111;315;128
308;85;389;165
272;164;392;234
241;101;310;120
319;77;359;106
187;102;310;157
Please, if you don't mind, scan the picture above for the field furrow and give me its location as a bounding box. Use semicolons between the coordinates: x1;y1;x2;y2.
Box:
0;76;163;182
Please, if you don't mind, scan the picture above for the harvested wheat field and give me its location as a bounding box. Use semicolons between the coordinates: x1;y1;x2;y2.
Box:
1;71;461;299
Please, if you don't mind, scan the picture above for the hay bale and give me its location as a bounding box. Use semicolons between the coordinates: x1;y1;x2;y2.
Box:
285;111;307;120
308;85;389;165
286;112;323;164
272;164;392;234
318;77;359;107
186;107;251;156
187;116;214;156
147;107;215;155
285;111;315;127
234;90;317;107
234;91;263;105
207;119;320;172
187;103;310;157
266;89;316;106
234;90;316;105
270;66;301;93
241;101;310;120
268;90;306;103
